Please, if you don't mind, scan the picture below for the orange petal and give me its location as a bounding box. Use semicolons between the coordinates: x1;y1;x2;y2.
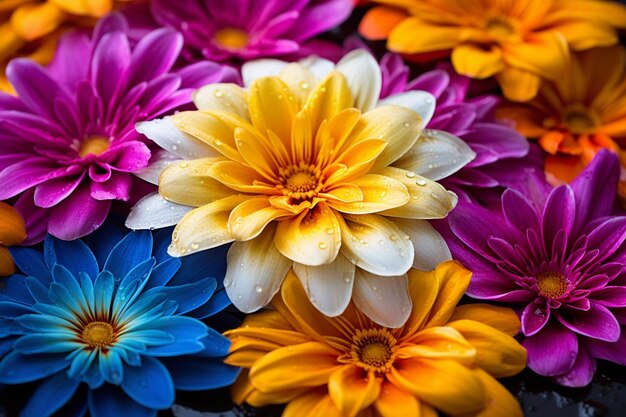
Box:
496;67;541;102
388;18;464;54
328;365;381;417
0;23;24;61
374;380;420;417
473;369;523;417
50;0;113;16
0;246;16;277
246;386;311;408
544;154;584;184
11;3;65;41
538;130;566;154
228;197;292;241
451;45;504;79
231;370;256;405
450;304;520;337
496;104;548;138
501;32;569;81
284;390;344;417
0;202;26;246
358;6;407;40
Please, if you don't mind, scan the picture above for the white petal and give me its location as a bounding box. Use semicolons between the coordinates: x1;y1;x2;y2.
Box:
338;214;414;276
299;56;334;80
293;254;355;317
193;83;250;120
133;149;178;185
393;218;451;271
136;117;218;160
335;49;382;112
393;129;476;181
241;59;288;87
224;225;292;313
352;269;412;328
125;192;192;230
379;91;436;126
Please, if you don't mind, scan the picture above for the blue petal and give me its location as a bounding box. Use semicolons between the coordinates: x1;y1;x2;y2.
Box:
18;314;73;332
0;274;32;304
188;287;231;319
103;231;153;283
123;330;174;346
193;329;231;358
87;220;127;268
152;228;173;264
168;244;228;286
93;271;115;317
9;247;52;284
82;359;105;389
44;235;57;270
146;278;217;315
89;384;156;417
0;351;68;383
79;272;94;309
0;301;34;318
138;317;207;357
67;350;96;381
48;283;82;315
21;372;80;417
52;265;88;312
162;357;240;391
118;293;167;325
99;350;124;385
113;258;156;312
25;277;51;303
120;356;174;409
14;334;79;354
0;318;23;337
50;238;99;280
0;336;18;357
32;303;77;323
143;258;180;290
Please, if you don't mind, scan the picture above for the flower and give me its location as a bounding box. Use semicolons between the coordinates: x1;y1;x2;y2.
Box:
0;227;238;417
444;150;626;387
225;261;526;417
0;0;137;92
498;45;626;198
125;0;353;63
0;202;26;276
0;13;238;243
359;0;626;101
127;50;467;327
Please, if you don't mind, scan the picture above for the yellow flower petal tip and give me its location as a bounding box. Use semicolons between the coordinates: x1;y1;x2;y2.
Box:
225;261;527;417
361;0;626;101
0;202;27;277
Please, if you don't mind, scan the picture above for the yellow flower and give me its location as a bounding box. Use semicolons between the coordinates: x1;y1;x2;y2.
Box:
0;202;27;276
128;51;469;327
0;0;135;92
359;0;626;102
225;261;527;417
498;45;626;196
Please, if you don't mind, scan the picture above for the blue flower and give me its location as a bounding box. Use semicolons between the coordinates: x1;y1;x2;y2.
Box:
0;228;240;417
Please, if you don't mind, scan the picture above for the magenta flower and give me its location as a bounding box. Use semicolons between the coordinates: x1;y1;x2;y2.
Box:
377;52;534;201
0;13;238;243
445;150;626;387
126;0;352;63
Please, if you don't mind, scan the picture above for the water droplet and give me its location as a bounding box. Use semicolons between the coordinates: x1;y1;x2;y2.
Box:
389;234;398;241
403;122;410;127
213;89;224;98
171;145;178;151
214;139;222;146
191;242;199;250
299;81;309;90
179;161;189;168
416;179;427;186
318;242;327;249
405;172;415;178
223;279;232;288
255;285;263;293
325;227;334;235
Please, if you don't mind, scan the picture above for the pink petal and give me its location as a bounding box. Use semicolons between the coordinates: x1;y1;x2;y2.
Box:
523;321;578;377
48;185;111;240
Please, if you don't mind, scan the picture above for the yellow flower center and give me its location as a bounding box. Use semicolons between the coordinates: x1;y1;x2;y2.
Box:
79;136;110;157
485;16;516;40
82;321;115;348
213;28;249;50
536;271;568;299
563;106;598;135
277;163;324;200
350;328;398;373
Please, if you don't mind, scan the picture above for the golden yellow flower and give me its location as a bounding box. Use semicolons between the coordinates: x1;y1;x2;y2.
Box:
0;201;26;276
0;0;136;92
359;0;626;102
498;45;626;196
225;261;527;417
128;51;469;327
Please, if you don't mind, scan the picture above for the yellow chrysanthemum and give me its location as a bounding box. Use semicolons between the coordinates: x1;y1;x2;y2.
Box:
359;0;626;102
225;261;527;417
128;51;470;327
498;45;626;197
0;201;26;276
0;0;135;92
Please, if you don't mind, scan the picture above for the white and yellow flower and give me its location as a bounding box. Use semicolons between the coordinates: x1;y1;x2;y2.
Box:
127;50;475;327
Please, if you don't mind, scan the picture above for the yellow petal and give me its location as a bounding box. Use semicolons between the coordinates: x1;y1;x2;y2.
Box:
246;386;311;408
556;22;618;50
249;342;341;391
388;18;473;54
274;203;342;266
451;45;505;79
447;320;527;378
225;349;266;368
327;174;409;214
318;184;363;203
205;160;279;195
228;196;292;241
450;304;521;337
0;23;24;61
304;71;354;133
323;139;388;186
400;327;476;363
231;370;256;405
0;246;16;277
419;261;472;328
320;108;361;164
502;32;569;81
168;195;248;256
227;327;310;349
0;202;26;246
291;109;314;163
284;390;344;417
193;83;249;120
279;63;318;107
496;67;541;102
234;126;283;181
401;265;439;337
389;357;486;415
50;0;113;16
374;380;420;417
376;167;457;219
158;158;237;207
248;76;298;146
473;369;523;417
328;365;381;417
10;3;65;41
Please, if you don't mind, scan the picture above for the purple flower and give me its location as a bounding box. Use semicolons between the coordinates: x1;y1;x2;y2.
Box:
0;13;238;243
444;150;626;387
378;52;533;202
125;0;352;63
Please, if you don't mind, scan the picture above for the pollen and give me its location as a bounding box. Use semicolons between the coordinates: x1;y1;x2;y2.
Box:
82;321;115;348
536;271;569;299
79;136;110;157
213;27;249;50
277;163;324;200
350;328;398;373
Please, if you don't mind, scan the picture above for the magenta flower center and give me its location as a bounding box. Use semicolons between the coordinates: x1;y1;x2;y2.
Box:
79;136;110;158
536;271;568;299
213;28;249;50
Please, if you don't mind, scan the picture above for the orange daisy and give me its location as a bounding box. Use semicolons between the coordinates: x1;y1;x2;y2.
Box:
359;0;626;102
226;261;527;417
0;202;26;276
498;45;626;196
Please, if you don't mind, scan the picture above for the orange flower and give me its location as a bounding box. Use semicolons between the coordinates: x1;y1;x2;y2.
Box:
0;0;137;92
226;261;527;417
0;202;26;276
359;0;626;102
498;45;626;195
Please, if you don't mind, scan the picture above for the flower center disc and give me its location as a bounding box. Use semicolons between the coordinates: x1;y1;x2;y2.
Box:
351;328;397;373
213;28;249;50
536;271;568;299
82;321;115;348
564;108;598;134
485;17;516;39
79;136;110;157
278;164;323;200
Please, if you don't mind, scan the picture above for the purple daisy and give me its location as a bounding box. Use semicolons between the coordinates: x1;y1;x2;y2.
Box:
0;13;238;244
444;150;626;387
125;0;353;63
377;52;534;202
